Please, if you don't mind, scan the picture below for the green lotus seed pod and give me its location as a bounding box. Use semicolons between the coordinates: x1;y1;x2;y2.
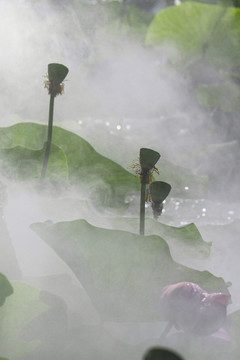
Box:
139;148;160;172
48;63;69;83
149;181;171;203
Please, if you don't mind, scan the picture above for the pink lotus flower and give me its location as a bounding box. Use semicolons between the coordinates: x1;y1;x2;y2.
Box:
160;282;231;336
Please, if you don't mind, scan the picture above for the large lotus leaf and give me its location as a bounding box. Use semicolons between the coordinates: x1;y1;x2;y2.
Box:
146;2;240;69
0;273;13;307
31;219;227;322
0;122;139;208
146;3;223;55
0;281;67;359
89;217;211;260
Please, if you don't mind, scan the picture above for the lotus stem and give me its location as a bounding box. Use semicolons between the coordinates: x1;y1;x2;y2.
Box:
140;173;147;235
40;63;68;181
40;93;55;181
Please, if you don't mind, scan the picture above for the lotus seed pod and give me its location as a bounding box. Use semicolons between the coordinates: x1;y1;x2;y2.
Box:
48;63;69;83
150;181;171;203
139;148;160;172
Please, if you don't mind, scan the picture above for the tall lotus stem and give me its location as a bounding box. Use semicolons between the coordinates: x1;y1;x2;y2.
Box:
140;172;147;235
40;63;69;181
128;148;161;235
40;93;55;180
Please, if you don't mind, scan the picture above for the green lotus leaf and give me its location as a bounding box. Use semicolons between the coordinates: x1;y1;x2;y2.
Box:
139;148;160;172
146;2;221;54
0;281;67;359
31;219;226;322
146;2;240;69
149;181;171;202
0;274;13;307
48;63;69;84
87;216;211;259
0;281;48;358
0;122;139;208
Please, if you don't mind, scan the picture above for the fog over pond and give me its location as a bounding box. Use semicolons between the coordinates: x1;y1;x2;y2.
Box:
0;0;240;359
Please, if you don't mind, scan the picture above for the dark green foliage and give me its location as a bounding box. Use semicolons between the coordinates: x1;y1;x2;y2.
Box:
0;274;13;360
0;273;13;307
143;347;184;360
